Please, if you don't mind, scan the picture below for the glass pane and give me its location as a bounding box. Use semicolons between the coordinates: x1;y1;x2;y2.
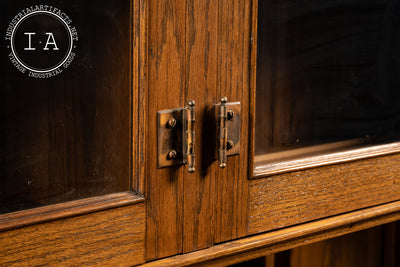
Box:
256;0;400;164
0;1;131;214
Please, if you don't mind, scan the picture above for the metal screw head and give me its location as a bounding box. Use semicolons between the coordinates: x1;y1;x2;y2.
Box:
227;140;234;150
220;96;228;104
167;117;177;128
227;110;234;121
167;150;177;160
187;100;195;107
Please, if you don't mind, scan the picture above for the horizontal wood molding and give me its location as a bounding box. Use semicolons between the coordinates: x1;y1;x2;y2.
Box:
254;142;400;178
1;202;146;266
248;153;400;234
141;201;400;267
0;192;144;232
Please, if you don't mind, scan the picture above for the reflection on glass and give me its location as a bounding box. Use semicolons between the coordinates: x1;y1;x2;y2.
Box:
256;0;400;165
0;1;131;214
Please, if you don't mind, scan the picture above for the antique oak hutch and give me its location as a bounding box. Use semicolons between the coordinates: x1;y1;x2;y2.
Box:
1;0;400;266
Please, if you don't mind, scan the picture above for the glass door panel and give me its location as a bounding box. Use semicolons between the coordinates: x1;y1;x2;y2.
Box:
256;0;400;169
0;0;131;213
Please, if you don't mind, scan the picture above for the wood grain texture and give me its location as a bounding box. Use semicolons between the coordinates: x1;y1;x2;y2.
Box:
142;201;400;267
214;0;251;244
248;0;258;179
254;140;400;178
145;0;252;257
132;0;140;192
0;192;143;232
145;0;186;260
0;203;146;266
183;0;218;252
134;0;149;195
183;0;252;251
248;153;400;234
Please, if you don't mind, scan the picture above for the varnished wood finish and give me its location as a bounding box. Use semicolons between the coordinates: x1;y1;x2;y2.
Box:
0;202;146;266
249;153;400;234
132;0;141;193
134;0;149;194
145;0;252;259
142;201;400;267
214;0;251;244
0;192;143;232
183;0;218;252
2;0;400;265
145;0;186;260
254;139;400;178
248;0;258;179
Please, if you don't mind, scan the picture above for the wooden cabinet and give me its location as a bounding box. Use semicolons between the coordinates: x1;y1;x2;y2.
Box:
1;0;400;266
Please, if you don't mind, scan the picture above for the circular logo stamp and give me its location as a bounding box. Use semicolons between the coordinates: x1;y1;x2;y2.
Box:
5;5;78;78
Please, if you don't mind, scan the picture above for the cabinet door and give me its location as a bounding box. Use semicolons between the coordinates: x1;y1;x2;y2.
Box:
143;0;252;260
1;0;131;213
0;2;146;266
248;0;400;235
144;0;400;261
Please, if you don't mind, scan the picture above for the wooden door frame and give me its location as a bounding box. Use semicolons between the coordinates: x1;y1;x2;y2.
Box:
2;0;400;266
1;0;147;265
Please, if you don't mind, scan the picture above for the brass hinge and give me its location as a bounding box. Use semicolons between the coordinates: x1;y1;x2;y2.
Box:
215;97;241;168
157;100;195;173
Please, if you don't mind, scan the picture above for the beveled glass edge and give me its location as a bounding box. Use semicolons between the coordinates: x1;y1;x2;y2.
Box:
0;191;145;232
252;142;400;178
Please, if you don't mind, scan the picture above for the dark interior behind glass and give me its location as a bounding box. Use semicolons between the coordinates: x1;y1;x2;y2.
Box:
0;0;131;213
256;0;400;163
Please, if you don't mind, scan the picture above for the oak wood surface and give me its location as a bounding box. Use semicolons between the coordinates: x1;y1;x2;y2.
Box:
134;0;149;195
248;0;258;179
249;153;400;234
132;0;141;193
213;0;251;244
183;0;218;252
145;0;186;260
0;192;143;232
254;142;400;177
0;202;146;266
145;0;252;259
142;201;400;267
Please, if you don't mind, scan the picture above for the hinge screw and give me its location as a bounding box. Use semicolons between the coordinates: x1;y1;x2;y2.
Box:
227;140;234;150
167;118;177;128
167;150;177;160
227;110;234;120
